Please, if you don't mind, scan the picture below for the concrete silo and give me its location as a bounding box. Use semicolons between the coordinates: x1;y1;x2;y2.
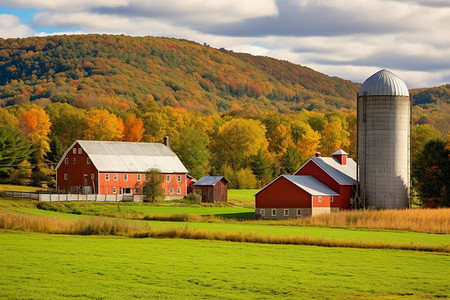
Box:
357;69;411;208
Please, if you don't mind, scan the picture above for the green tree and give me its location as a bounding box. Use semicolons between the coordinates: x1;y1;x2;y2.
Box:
45;103;87;148
411;124;441;164
45;134;65;163
0;126;33;180
414;139;450;207
250;148;272;187
172;127;210;180
281;145;301;174
143;168;165;202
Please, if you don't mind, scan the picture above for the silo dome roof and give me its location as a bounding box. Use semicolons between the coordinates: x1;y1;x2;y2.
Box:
359;69;409;96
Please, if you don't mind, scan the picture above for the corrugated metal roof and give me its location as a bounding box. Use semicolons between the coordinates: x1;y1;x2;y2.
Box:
77;140;188;173
358;69;409;97
193;176;227;186
283;175;339;196
309;157;357;185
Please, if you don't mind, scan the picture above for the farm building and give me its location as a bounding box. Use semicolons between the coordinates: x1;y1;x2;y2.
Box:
255;150;357;219
55;140;188;199
357;69;411;208
193;176;228;203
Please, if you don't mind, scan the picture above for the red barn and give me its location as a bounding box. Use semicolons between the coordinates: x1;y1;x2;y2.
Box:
255;149;356;219
56;140;188;199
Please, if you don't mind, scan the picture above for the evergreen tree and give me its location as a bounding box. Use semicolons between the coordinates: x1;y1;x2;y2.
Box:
414;139;450;207
250;148;272;187
281;145;301;174
0;126;33;180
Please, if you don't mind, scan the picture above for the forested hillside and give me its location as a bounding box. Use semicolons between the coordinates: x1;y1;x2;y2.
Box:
0;34;448;206
0;34;359;112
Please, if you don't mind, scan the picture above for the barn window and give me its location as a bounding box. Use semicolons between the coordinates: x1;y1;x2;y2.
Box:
73;157;76;164
113;187;116;194
64;174;68;180
330;196;334;203
137;174;141;181
78;148;82;154
284;209;289;216
260;209;265;216
105;173;109;181
87;158;91;164
73;148;77;154
177;187;181;194
64;158;68;164
271;209;276;216
166;175;170;182
124;174;128;181
169;187;173;195
297;209;301;216
114;174;118;181
91;173;94;180
177;175;181;182
318;196;322;202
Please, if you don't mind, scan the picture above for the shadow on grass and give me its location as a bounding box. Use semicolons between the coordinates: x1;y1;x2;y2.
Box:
212;212;255;220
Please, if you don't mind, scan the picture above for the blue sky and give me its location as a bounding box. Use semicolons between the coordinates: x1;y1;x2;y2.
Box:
1;0;450;88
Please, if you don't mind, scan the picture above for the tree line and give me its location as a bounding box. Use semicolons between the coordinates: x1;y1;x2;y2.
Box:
0;100;448;207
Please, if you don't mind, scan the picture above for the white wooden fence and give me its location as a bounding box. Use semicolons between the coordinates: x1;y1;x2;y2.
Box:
3;191;143;202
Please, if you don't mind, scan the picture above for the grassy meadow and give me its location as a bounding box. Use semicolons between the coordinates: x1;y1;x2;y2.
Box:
1;231;449;299
1;185;449;298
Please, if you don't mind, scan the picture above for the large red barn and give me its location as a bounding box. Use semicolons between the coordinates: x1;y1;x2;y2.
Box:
255;150;356;219
56;140;188;199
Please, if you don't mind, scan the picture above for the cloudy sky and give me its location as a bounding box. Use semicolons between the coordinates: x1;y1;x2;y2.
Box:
1;0;449;88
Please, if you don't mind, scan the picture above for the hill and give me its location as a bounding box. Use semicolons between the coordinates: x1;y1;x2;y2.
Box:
0;34;360;113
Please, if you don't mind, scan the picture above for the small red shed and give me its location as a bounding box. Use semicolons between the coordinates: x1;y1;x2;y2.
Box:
186;175;197;194
193;176;228;203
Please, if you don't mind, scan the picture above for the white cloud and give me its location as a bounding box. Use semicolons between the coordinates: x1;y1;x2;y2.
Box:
1;0;449;87
0;0;128;11
0;14;33;38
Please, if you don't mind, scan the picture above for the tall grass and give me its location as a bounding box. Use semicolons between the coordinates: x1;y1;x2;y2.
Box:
35;201;450;233
274;209;450;234
1;211;448;253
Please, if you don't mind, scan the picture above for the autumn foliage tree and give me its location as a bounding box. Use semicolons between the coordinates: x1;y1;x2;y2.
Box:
213;118;268;170
18;107;51;160
123;113;145;142
84;109;124;141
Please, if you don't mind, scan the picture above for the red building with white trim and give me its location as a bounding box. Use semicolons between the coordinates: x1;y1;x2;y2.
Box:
56;140;188;199
255;150;356;219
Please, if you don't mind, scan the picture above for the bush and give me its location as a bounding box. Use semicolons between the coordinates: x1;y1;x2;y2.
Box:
184;192;202;204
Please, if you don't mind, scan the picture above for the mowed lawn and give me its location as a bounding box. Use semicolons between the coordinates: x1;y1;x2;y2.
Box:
0;231;449;299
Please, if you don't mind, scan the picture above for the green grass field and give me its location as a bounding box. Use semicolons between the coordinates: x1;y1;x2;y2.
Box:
0;184;45;193
227;189;257;207
0;231;449;299
1;184;449;298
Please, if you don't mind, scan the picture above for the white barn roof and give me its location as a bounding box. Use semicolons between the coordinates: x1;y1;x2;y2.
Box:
283;175;339;196
255;175;339;196
296;157;357;185
359;69;409;97
58;140;188;173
